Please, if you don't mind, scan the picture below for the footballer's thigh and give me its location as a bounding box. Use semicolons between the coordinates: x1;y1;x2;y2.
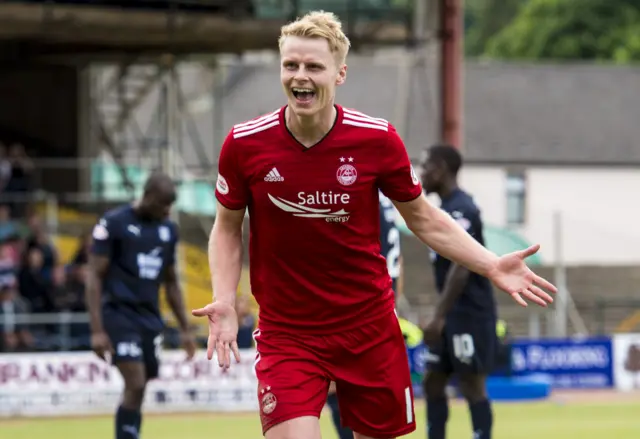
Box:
115;362;148;408
108;330;148;407
103;308;149;407
265;416;322;439
254;330;330;438
424;330;454;399
141;332;163;380
335;311;416;438
445;316;497;400
354;434;396;439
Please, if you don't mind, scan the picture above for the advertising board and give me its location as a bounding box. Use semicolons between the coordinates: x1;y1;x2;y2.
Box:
510;337;614;388
0;349;258;417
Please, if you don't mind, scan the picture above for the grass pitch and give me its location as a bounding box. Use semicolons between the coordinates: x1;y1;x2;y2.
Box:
2;398;638;439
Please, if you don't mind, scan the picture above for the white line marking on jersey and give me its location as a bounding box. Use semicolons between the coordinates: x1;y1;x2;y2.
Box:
343;119;389;131
343;109;389;131
234;110;279;129
343;108;389;124
233;120;280;139
233;110;281;139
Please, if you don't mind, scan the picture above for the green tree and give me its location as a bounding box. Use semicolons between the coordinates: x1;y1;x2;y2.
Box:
485;0;640;62
464;0;524;56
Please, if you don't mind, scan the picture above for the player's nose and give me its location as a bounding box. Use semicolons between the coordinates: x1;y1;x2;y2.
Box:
293;69;310;81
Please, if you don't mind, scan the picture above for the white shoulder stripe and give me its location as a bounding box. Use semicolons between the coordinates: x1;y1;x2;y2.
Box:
343;119;389;132
233;120;279;139
343;112;388;128
234;113;279;134
234;109;279;129
343;108;388;124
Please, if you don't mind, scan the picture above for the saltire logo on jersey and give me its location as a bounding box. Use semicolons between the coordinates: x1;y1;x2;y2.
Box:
233;110;280;139
267;193;350;223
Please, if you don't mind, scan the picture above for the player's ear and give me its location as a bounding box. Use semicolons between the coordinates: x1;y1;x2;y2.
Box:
336;64;347;86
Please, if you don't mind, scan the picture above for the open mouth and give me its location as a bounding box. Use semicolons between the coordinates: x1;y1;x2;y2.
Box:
292;87;316;103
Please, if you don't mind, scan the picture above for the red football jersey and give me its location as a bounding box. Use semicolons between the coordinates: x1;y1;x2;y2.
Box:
215;105;423;333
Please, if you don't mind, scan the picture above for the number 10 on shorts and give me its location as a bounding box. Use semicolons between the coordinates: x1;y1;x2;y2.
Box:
452;333;475;360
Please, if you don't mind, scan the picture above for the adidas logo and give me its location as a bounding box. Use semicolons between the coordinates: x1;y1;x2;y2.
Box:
264;167;284;182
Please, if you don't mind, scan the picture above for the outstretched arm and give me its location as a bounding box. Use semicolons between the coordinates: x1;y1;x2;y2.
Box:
378;127;554;307
190;202;245;366
209;203;245;305
393;196;554;307
393;196;499;277
192;130;247;366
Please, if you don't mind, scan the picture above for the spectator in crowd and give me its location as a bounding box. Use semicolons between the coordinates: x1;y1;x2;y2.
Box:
0;285;33;352
4;143;33;217
57;232;91;349
49;265;70;311
0;142;12;193
25;215;58;283
63;230;91;312
0;204;19;242
18;246;55;314
69;230;92;272
0;242;18;290
236;294;256;349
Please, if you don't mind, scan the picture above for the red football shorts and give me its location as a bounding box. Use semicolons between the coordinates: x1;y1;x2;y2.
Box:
254;310;416;438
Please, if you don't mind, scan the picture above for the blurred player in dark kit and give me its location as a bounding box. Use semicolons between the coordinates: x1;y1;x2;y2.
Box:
86;172;196;439
421;144;498;439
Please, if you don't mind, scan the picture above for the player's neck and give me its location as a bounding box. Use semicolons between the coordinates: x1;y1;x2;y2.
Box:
438;181;459;200
285;104;337;148
131;201;153;221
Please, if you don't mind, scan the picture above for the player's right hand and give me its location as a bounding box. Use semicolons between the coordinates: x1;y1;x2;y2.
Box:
191;302;241;369
91;331;114;362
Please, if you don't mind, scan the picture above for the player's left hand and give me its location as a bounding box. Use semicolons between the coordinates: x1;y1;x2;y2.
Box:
180;330;197;360
487;244;557;307
422;317;445;345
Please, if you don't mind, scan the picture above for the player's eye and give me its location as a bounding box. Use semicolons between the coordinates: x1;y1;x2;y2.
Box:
283;62;297;70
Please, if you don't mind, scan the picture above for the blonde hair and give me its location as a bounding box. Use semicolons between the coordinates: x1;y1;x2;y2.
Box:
278;10;351;64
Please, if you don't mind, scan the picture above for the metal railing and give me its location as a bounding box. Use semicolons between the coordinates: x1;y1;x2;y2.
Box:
0;311;90;352
0;311;210;352
592;298;640;335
